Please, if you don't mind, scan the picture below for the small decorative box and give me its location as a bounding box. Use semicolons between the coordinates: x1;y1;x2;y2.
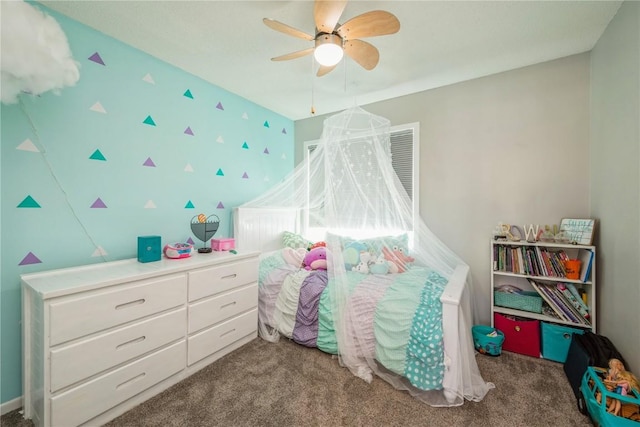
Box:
212;238;235;251
137;235;161;263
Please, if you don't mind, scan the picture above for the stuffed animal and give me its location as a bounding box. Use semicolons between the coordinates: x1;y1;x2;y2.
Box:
352;261;370;274
382;246;415;273
309;241;326;250
303;247;328;270
369;254;390;275
343;241;367;270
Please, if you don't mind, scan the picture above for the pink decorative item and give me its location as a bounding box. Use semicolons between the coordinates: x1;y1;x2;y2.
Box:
163;243;193;259
303;247;328;270
212;238;235;251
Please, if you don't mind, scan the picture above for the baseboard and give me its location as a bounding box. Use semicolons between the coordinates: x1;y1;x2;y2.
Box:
1;396;22;416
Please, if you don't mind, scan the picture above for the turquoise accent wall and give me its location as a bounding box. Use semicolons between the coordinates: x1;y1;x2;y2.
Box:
0;5;294;404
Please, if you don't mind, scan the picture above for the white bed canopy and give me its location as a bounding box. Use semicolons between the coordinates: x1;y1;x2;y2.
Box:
239;106;493;406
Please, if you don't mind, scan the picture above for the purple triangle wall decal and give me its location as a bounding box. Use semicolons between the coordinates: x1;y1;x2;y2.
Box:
143;157;156;167
216;102;224;110
19;252;42;266
88;52;105;65
217;201;225;209
184;126;194;136
91;198;107;208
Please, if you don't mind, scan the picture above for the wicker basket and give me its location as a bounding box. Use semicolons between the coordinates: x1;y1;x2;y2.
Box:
494;290;543;314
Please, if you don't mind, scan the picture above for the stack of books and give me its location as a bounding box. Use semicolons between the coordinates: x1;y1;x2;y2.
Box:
493;245;569;277
528;279;591;325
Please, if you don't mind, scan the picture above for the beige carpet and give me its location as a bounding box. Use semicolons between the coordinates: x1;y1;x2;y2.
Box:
2;337;591;427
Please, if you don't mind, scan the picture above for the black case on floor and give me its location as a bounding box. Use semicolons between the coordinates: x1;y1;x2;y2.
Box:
563;331;627;413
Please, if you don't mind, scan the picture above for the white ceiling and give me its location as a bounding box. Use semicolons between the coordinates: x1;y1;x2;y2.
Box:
40;1;622;121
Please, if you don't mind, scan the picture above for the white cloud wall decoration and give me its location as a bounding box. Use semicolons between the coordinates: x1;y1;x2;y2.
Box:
1;0;79;104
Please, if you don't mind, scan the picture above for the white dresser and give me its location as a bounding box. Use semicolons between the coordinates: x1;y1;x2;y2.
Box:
21;251;260;427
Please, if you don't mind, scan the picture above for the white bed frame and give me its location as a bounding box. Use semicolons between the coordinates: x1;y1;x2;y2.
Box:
233;206;470;404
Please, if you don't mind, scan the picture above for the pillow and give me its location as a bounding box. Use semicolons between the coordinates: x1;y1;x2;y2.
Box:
282;231;312;250
327;232;412;273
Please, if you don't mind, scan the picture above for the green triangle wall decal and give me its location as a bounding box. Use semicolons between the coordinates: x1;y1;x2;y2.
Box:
242;142;249;149
216;168;224;176
143;115;156;126
184;89;193;99
263;120;270;128
185;200;195;209
89;149;106;161
17;195;41;208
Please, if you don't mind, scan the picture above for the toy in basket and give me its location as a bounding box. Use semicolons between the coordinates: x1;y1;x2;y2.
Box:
190;214;219;253
580;364;640;426
163;243;193;259
472;325;505;356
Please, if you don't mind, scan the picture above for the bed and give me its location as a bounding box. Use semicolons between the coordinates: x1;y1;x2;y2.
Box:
233;207;487;406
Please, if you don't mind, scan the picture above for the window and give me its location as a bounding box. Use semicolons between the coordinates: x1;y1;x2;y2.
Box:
303;122;420;238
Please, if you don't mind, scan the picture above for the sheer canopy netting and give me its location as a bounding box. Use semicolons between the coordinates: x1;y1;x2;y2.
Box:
240;106;493;406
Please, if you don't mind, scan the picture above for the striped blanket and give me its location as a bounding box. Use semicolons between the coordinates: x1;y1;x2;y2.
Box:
258;249;449;391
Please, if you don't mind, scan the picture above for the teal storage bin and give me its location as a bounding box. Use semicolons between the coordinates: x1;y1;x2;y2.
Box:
541;322;585;363
472;325;505;356
494;290;543;313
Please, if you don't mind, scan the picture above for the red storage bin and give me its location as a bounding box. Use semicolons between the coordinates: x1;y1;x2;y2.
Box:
494;313;540;357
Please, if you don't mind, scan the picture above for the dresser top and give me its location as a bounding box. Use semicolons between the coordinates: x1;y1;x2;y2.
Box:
21;251;260;299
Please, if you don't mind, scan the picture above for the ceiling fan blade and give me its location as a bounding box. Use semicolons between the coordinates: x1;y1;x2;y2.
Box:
263;18;314;41
314;0;347;34
344;39;379;70
271;47;314;61
337;10;400;40
317;64;338;77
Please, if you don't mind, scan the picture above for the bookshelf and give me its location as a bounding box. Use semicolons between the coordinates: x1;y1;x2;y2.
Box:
490;239;596;334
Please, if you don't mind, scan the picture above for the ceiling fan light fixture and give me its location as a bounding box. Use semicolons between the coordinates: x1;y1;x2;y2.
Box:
314;34;343;67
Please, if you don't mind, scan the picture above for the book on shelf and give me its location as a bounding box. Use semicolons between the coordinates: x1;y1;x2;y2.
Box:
528;279;591;325
493;242;574;280
579;249;595;282
529;279;568;321
566;283;589;311
557;283;590;320
551;283;590;325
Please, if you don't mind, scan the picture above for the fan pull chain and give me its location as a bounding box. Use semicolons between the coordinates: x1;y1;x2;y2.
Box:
310;57;316;115
344;58;347;93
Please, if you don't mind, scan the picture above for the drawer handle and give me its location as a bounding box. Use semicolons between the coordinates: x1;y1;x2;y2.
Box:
116;372;146;390
220;328;236;338
514;326;521;332
221;301;237;309
116;336;146;350
115;298;146;310
221;274;237;280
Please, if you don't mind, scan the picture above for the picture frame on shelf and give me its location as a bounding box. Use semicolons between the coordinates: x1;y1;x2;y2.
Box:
559;218;596;245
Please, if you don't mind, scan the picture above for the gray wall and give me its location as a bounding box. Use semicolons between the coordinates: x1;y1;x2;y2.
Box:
590;1;639;373
296;53;591;328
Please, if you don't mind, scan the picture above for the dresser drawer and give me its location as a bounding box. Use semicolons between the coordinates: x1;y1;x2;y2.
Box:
50;340;185;427
50;308;186;393
49;274;187;346
189;284;257;334
187;309;257;366
188;258;258;302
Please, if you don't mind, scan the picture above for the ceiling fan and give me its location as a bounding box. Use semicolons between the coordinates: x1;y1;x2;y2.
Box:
264;0;400;77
